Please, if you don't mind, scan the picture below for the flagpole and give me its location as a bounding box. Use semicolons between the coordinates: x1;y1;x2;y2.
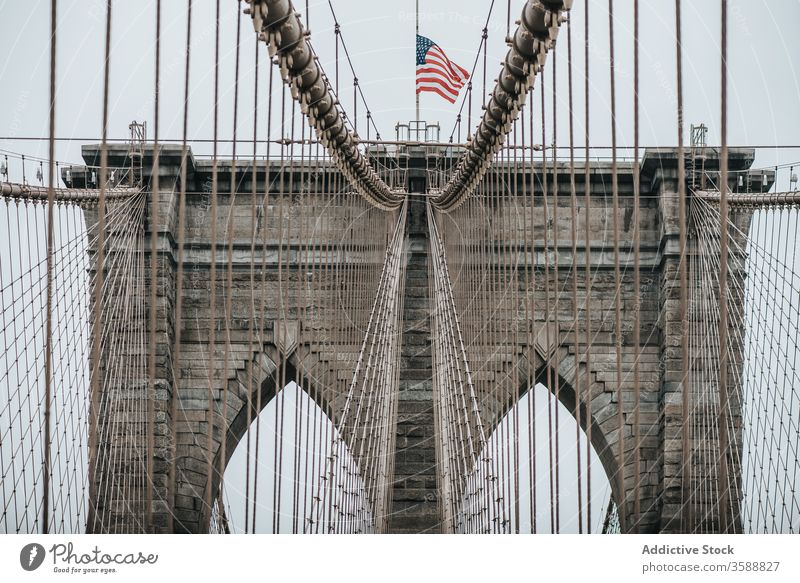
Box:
415;0;420;127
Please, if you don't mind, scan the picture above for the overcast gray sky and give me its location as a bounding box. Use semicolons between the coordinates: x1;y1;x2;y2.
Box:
0;0;798;184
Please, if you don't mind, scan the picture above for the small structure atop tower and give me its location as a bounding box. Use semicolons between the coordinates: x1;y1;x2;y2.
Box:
127;121;147;187
690;123;708;149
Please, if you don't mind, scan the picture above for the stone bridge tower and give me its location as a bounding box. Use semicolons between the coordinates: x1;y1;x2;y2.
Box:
68;143;771;533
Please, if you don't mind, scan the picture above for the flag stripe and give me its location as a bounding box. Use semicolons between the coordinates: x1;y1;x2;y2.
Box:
416;85;458;104
415;75;464;98
427;49;469;79
427;46;470;79
417;82;461;100
426;56;467;83
415;72;464;96
417;61;466;90
415;75;461;97
420;56;465;82
417;67;464;87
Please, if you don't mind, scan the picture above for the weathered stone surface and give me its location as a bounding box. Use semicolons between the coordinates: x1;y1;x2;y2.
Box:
79;144;763;534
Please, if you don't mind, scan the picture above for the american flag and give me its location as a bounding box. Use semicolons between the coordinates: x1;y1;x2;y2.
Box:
416;34;470;104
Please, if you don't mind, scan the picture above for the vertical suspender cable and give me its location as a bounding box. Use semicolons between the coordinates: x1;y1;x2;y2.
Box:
88;0;112;534
512;122;521;534
608;0;626;532
540;79;555;533
244;36;259;535
551;42;561;534
219;0;244;519
205;0;222;528
528;97;538;533
273;87;287;533
717;0;732;534
675;0;691;534
566;15;583;534
168;0;193;534
632;0;642;532
146;0;162;534
42;0;58;535
583;0;593;533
